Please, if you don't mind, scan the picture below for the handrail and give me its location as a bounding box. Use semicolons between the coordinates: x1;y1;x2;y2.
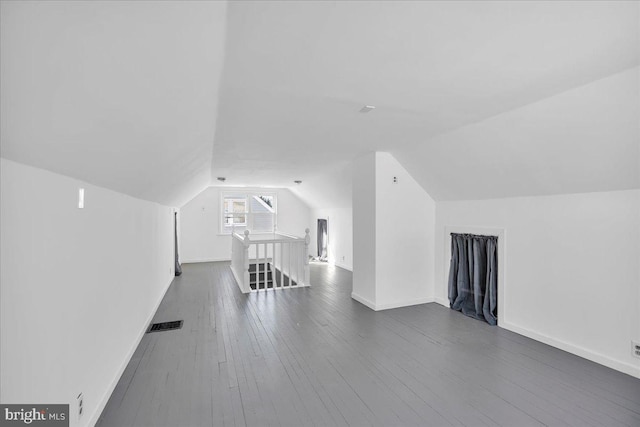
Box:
230;229;310;293
232;232;304;243
271;232;306;241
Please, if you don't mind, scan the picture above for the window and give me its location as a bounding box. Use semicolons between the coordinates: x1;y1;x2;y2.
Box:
221;192;277;234
223;197;247;227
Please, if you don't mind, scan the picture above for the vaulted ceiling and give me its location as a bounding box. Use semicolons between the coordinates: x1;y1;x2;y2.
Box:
1;1;227;206
2;1;638;208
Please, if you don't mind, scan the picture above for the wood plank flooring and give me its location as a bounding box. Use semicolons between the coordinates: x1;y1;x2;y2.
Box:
97;262;640;427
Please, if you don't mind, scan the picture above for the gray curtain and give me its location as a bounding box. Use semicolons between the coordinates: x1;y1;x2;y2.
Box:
317;219;328;260
448;233;497;325
174;212;182;276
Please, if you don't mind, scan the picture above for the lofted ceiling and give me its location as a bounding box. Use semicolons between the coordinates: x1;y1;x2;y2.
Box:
0;0;227;206
393;67;639;201
1;1;638;208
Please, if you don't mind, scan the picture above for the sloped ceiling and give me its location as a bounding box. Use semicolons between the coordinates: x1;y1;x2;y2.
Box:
1;1;638;208
213;0;639;208
393;67;639;201
0;1;227;207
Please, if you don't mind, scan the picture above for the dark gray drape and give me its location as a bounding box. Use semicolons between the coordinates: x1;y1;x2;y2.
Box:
448;233;497;325
174;212;182;276
317;219;328;260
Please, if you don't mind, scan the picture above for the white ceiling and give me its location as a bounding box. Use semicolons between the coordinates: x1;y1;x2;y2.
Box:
2;1;638;208
1;1;227;206
393;67;639;201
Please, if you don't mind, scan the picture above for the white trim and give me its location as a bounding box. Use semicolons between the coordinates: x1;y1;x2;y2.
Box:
89;275;173;426
220;191;278;234
238;232;304;243
220;194;248;232
182;258;230;264
434;296;449;307
272;232;305;240
501;321;640;379
230;264;249;294
440;226;640;379
333;261;353;272
375;297;434;311
351;292;433;311
351;292;377;310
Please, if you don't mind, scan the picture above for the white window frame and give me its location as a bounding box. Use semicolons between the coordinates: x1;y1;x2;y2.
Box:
220;191;277;234
222;196;248;228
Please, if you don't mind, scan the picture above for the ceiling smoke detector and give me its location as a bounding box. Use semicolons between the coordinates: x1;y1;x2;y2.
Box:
359;105;376;113
217;177;226;182
294;180;302;184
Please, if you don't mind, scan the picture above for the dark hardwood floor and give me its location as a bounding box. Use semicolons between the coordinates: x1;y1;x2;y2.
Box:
97;262;640;427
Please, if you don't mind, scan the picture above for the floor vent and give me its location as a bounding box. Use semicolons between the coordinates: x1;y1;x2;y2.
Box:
147;320;183;333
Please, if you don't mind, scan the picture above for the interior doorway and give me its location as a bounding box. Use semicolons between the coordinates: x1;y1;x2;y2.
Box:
317;218;328;261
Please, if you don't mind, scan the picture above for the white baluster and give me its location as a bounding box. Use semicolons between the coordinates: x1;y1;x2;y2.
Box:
256;243;264;289
298;242;302;285
272;242;277;289
304;228;310;286
243;230;251;293
292;243;297;286
280;242;284;288
263;243;267;290
288;242;292;287
256;242;260;291
297;243;302;286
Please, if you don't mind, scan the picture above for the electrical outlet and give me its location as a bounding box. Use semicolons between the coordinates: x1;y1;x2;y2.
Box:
632;341;640;359
77;393;84;419
342;256;345;261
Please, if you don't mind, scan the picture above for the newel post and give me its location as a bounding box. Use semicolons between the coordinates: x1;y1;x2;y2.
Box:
243;230;251;293
304;228;311;286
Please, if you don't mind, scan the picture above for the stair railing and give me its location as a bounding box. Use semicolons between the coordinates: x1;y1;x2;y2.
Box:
230;229;310;293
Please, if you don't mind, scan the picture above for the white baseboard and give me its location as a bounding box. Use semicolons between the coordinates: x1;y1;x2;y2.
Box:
88;276;173;426
333;261;353;272
351;292;377;310
182;258;230;264
501;321;640;379
434;296;449;307
351;293;433;311
375;297;434;311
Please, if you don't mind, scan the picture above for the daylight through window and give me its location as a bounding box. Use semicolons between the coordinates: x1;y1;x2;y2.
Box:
221;193;277;234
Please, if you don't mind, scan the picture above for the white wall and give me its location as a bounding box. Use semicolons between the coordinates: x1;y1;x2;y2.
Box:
309;208;353;271
352;152;436;310
375;152;435;310
435;189;640;378
352;153;377;305
179;186;311;263
0;159;175;426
